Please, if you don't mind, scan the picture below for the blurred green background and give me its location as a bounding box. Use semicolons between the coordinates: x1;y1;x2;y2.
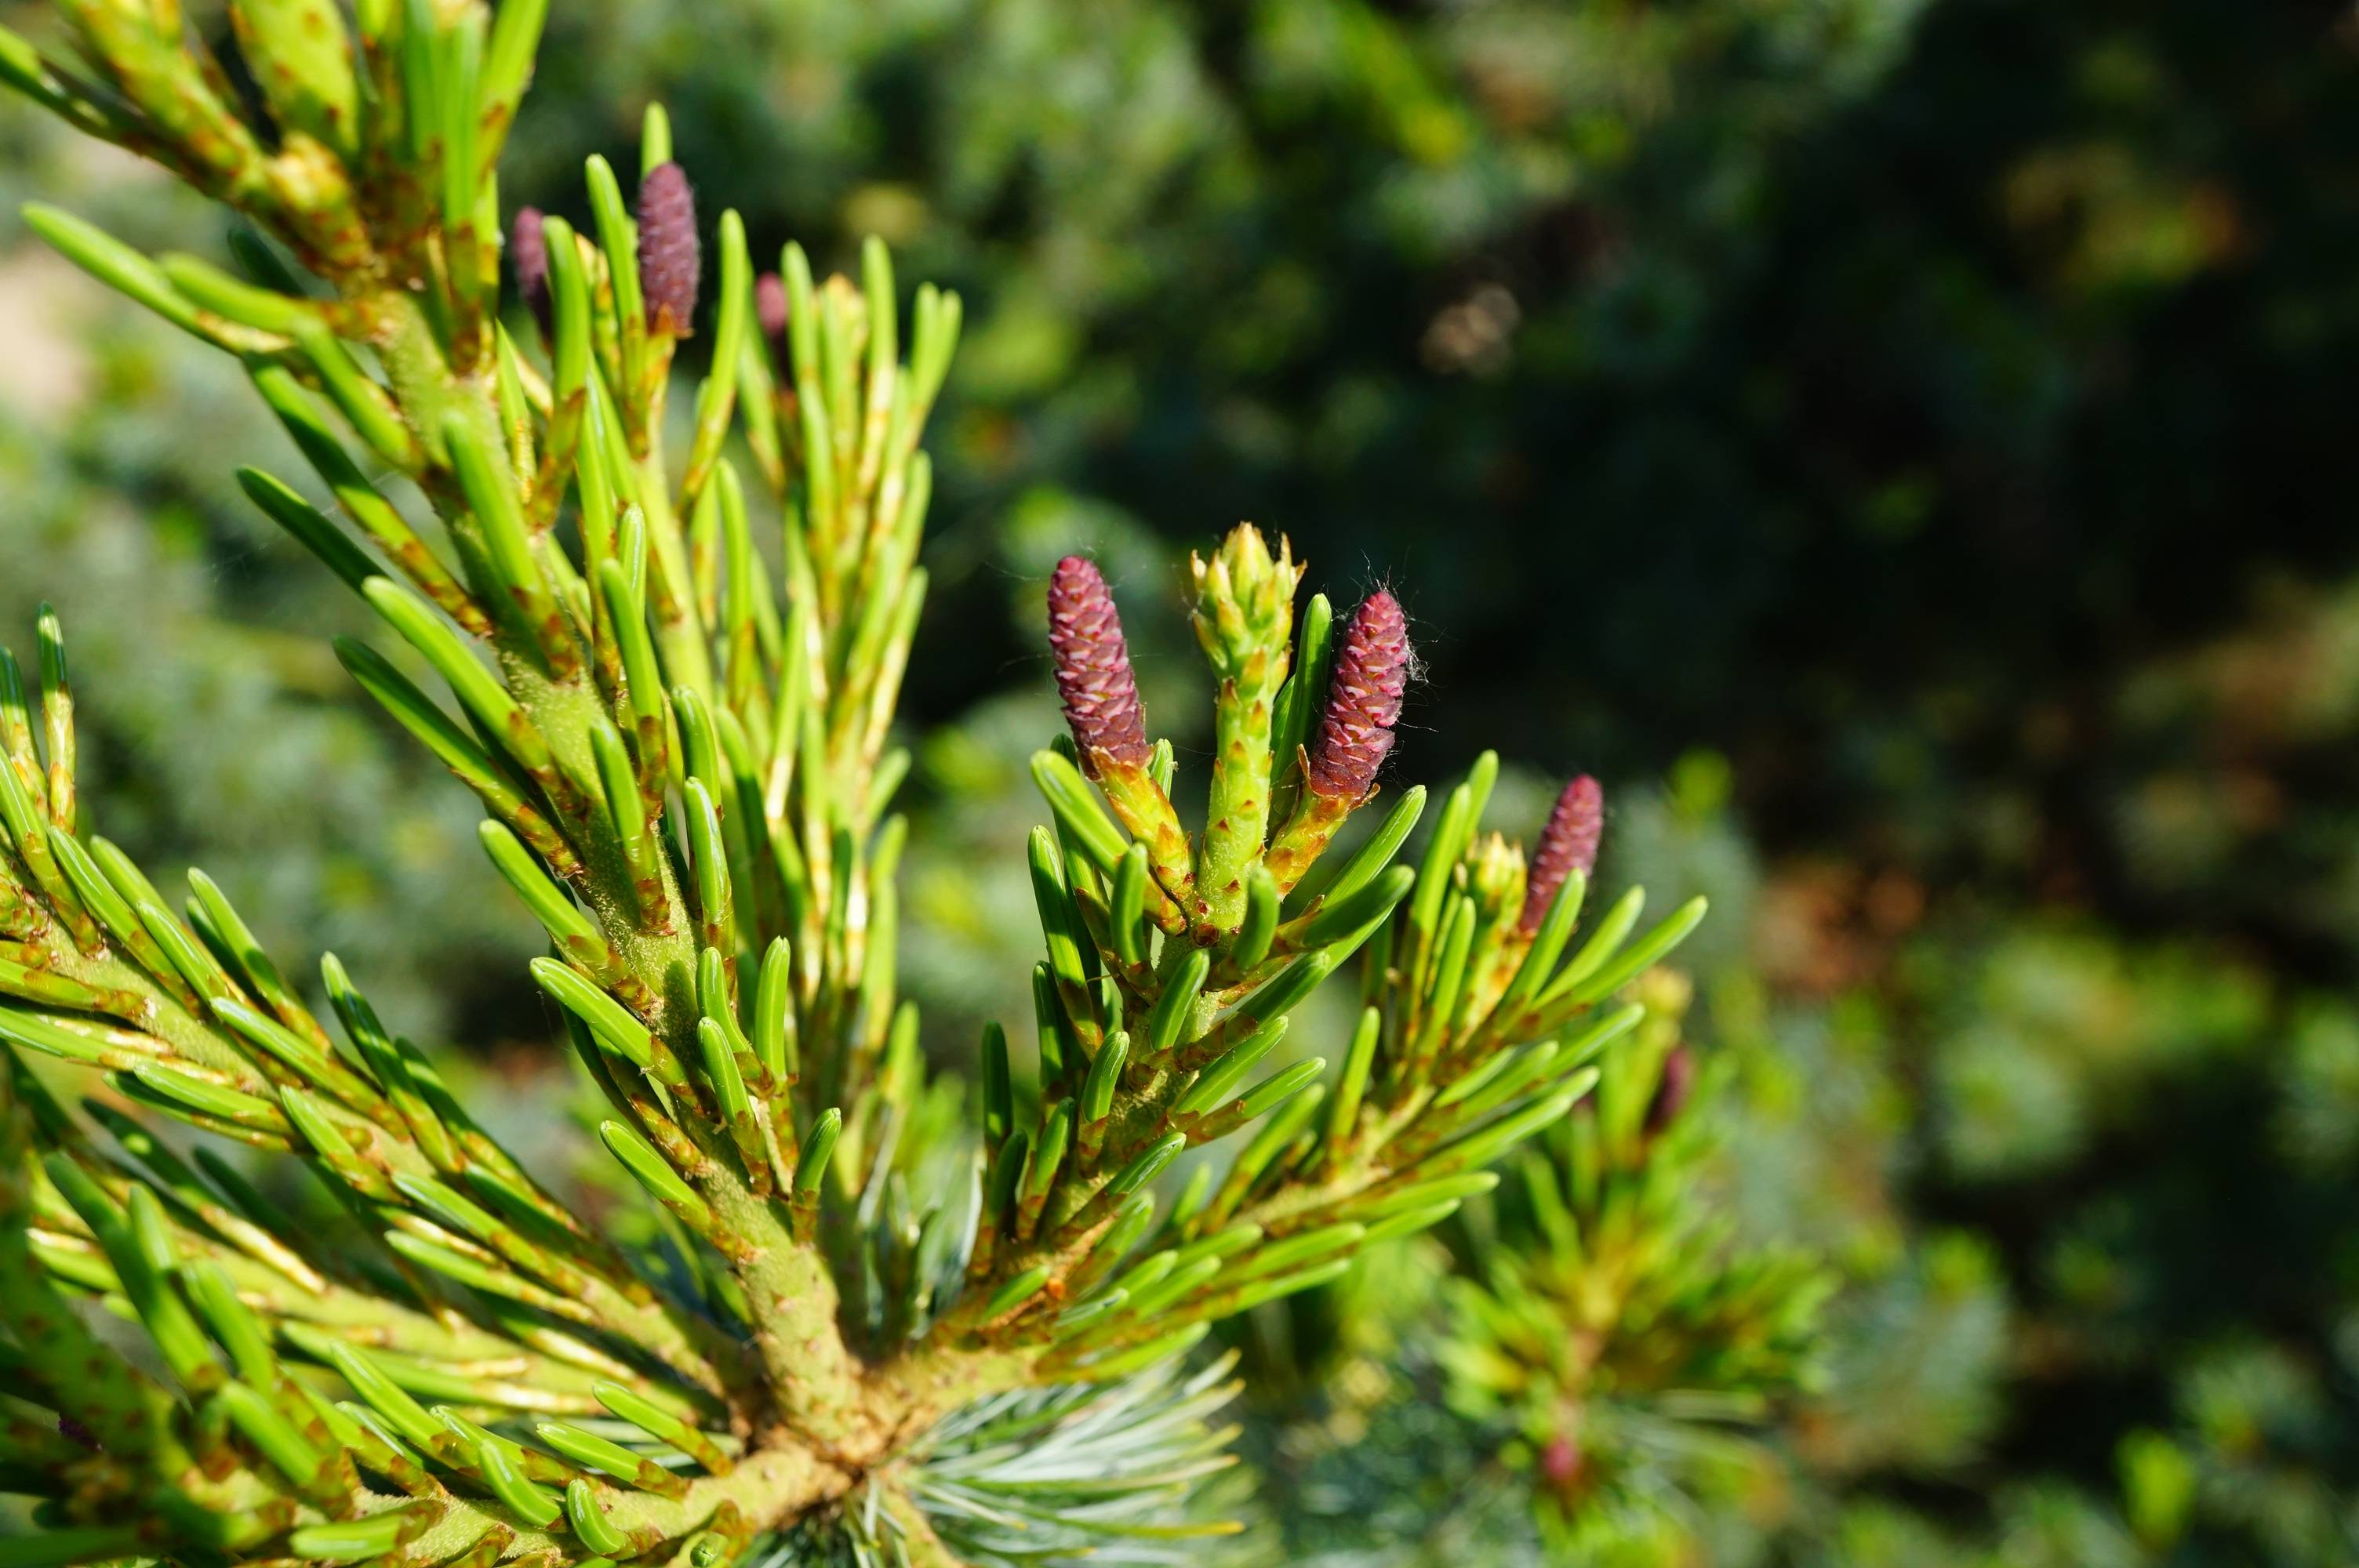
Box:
9;0;2359;1561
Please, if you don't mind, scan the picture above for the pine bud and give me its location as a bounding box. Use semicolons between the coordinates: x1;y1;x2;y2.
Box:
511;205;551;338
1303;589;1408;802
1048;557;1150;772
756;270;790;368
1188;524;1302;685
1468;831;1527;924
1519;775;1603;934
637;161;700;336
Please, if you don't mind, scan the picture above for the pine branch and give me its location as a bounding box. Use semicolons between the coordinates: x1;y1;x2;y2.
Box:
0;4;1721;1560
872;562;1707;1417
1434;974;1833;1547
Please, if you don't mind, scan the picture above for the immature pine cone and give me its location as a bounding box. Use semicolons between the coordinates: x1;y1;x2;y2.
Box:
1519;774;1603;933
638;162;700;336
1644;1043;1697;1135
511;205;551;338
755;270;791;369
1303;589;1409;801
1048;557;1150;772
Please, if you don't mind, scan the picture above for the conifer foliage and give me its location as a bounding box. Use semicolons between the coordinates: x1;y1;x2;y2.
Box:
0;3;1724;1562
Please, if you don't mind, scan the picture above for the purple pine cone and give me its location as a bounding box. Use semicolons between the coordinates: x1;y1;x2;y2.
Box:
1304;590;1409;801
637;161;700;336
1520;774;1604;933
1048;557;1150;771
1644;1044;1696;1135
511;206;551;338
756;270;791;369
